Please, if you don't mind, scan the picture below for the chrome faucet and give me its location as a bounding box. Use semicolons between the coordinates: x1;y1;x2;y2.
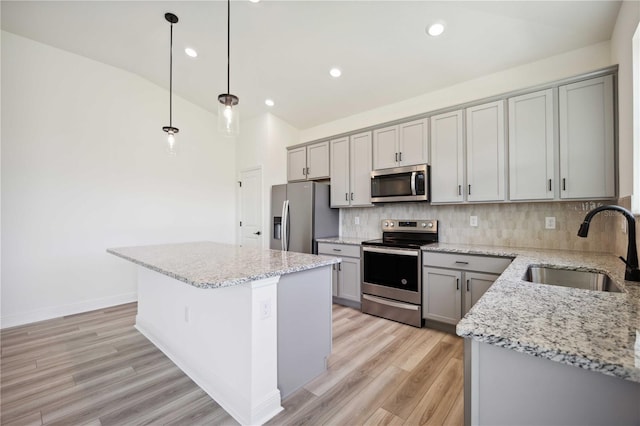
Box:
577;205;640;282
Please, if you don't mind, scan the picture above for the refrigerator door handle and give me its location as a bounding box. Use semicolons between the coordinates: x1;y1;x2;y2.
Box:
281;200;288;251
282;200;290;251
285;200;291;251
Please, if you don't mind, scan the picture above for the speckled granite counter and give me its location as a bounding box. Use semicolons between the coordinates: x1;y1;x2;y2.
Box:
107;241;340;289
422;243;640;383
317;236;370;245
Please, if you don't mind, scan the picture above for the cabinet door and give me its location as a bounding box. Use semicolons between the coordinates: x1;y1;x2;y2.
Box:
508;89;555;201
331;263;338;297
306;141;330;180
463;272;498;315
350;132;373;206
338;258;361;302
466;100;506;202
430;111;464;203
559;75;615;199
287;147;307;182
399;119;429;166
330;137;350;207
423;267;462;324
372;126;399;170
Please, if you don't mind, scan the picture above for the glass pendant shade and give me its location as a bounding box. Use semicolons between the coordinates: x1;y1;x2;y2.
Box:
218;93;239;136
163;126;179;155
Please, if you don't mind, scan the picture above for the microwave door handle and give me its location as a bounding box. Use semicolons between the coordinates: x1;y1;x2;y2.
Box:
411;171;417;196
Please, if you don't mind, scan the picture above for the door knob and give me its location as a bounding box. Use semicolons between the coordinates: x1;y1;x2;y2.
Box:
254;231;261;235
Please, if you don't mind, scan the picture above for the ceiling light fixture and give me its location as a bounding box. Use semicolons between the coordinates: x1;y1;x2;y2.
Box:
329;68;342;78
162;12;179;156
249;0;261;3
218;0;240;136
427;23;445;37
265;99;274;107
185;47;198;58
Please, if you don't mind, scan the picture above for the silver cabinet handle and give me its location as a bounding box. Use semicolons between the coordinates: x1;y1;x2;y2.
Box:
395;152;398;162
466;279;470;292
455;261;469;265
399;152;402;162
306;167;310;175
333;248;342;252
468;184;471;195
345;193;348;201
548;179;552;191
458;185;462;196
562;178;566;191
350;192;354;201
456;278;460;290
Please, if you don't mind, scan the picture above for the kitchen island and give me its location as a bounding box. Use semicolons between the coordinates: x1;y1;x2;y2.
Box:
107;241;340;426
422;244;640;425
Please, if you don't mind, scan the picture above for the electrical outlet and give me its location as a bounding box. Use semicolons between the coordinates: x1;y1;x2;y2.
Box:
260;299;272;319
355;216;360;225
545;217;556;229
470;216;478;227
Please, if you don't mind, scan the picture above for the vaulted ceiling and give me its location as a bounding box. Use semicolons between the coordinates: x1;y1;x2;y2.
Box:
1;1;622;129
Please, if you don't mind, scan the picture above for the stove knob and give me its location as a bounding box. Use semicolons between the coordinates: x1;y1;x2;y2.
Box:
384;221;389;227
421;223;427;228
428;222;434;228
389;222;394;227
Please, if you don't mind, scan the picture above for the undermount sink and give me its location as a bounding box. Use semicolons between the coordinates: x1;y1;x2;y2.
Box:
524;266;621;293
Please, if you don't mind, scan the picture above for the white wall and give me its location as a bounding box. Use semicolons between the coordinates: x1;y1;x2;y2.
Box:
1;31;237;327
236;113;299;248
611;0;640;198
300;41;612;143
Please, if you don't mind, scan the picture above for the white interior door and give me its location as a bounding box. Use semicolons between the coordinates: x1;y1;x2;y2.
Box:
239;167;263;247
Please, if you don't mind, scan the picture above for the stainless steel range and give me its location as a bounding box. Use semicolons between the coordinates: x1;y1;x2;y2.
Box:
361;219;438;327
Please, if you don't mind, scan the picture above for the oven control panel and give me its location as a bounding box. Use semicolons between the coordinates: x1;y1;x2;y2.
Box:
381;219;438;233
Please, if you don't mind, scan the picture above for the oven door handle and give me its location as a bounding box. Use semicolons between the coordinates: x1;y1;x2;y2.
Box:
362;246;419;256
411;171;417;196
363;294;420;311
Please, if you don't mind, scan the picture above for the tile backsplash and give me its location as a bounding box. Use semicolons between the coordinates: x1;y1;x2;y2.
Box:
341;200;626;254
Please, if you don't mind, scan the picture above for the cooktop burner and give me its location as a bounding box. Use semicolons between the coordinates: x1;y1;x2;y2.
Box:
361;219;438;249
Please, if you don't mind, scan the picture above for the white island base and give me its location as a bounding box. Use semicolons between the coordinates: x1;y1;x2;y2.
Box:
134;265;332;425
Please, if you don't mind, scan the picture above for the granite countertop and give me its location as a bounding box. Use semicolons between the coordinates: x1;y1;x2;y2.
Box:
422;243;640;383
107;241;341;289
317;236;370;245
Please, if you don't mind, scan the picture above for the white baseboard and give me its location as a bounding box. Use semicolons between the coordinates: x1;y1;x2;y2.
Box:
0;292;138;329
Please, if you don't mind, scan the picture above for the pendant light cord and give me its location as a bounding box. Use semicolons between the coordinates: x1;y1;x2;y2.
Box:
226;0;230;94
169;21;174;126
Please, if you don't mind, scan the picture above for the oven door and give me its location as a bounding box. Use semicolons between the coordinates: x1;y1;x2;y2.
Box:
362;246;421;304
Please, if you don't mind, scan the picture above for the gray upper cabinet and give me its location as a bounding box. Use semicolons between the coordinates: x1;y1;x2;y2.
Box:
466;100;506;202
287;146;307;182
287;141;330;182
330;132;373;207
430;110;464;203
373;119;429;171
559;75;615;199
508;89;555;201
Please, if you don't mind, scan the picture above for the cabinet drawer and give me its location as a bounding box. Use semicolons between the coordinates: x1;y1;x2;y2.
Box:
318;242;361;258
423;252;512;274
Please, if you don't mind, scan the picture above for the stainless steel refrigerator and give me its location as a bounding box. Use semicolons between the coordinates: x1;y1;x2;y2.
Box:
270;182;339;254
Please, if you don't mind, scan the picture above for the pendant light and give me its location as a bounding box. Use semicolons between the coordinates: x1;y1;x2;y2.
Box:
218;0;239;136
162;12;179;155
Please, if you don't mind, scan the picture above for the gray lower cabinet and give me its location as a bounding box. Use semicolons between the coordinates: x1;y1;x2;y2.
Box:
422;252;512;324
318;242;362;308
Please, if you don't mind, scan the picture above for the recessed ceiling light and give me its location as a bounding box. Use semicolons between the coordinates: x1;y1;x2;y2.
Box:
265;99;275;107
249;0;260;3
185;47;198;58
329;68;342;78
427;23;445;37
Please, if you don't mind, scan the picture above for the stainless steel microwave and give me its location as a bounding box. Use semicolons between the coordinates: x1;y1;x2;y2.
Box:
370;164;429;203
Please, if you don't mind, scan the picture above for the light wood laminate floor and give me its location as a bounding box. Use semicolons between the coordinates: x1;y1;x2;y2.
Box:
1;303;463;425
